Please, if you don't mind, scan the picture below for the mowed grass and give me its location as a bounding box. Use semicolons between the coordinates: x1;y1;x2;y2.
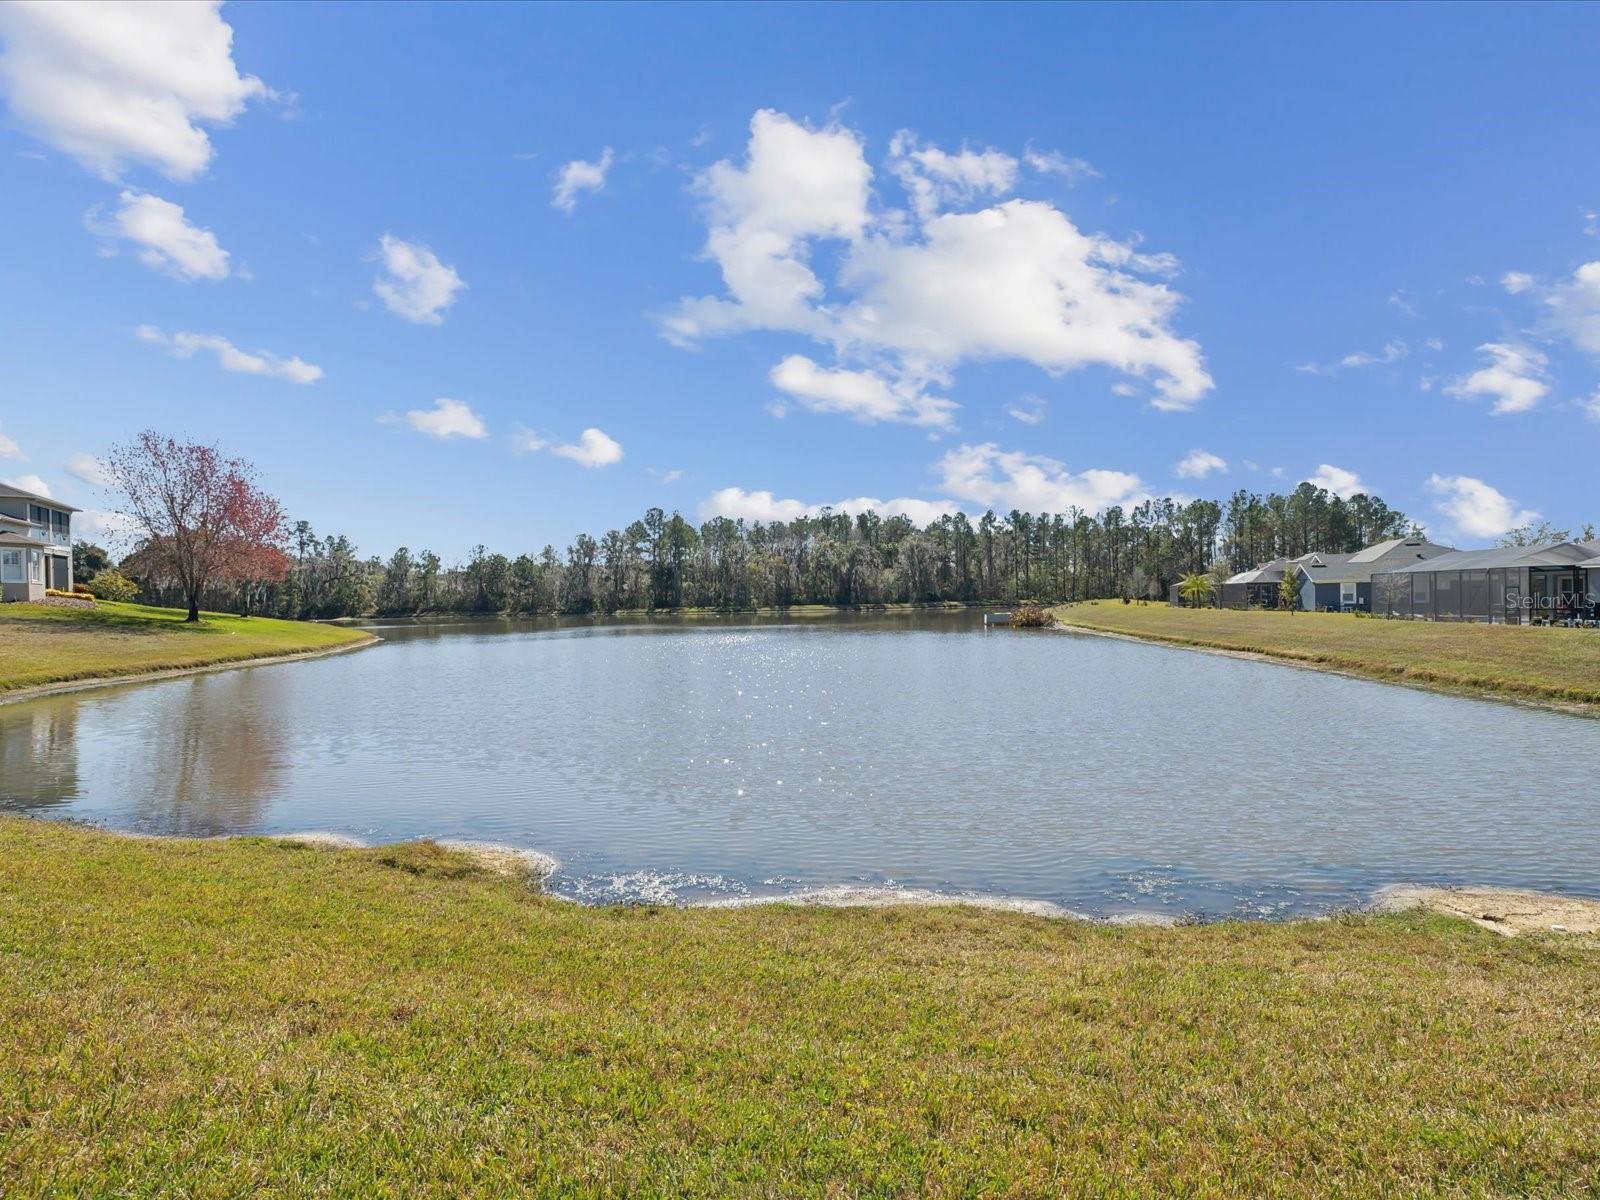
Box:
0;601;372;693
1053;600;1600;709
2;820;1597;1197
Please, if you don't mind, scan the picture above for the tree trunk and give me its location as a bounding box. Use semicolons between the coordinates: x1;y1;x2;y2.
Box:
186;598;200;622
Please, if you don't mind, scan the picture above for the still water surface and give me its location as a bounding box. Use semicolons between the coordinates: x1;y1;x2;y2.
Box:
4;613;1597;919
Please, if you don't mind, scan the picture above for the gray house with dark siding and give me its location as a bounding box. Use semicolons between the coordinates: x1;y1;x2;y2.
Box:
1374;540;1600;623
1289;538;1456;612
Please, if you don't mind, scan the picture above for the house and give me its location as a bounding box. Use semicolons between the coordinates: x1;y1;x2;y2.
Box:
1216;558;1295;608
1207;538;1455;611
0;482;77;602
1371;540;1600;623
1583;551;1600;614
1288;537;1456;612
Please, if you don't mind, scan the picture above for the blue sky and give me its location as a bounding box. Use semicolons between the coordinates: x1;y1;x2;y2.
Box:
2;1;1598;558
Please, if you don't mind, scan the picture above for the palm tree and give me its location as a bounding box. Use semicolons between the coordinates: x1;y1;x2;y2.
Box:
1177;571;1215;608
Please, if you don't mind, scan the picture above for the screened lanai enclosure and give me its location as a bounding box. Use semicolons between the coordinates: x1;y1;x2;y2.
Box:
1372;541;1600;624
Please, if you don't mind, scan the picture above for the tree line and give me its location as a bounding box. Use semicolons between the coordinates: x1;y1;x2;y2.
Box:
94;440;1415;618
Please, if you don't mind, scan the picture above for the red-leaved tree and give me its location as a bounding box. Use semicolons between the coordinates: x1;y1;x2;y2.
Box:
105;432;287;622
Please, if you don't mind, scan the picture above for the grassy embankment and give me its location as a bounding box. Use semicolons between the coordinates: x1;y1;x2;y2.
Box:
0;600;373;695
2;821;1597;1196
1053;600;1600;710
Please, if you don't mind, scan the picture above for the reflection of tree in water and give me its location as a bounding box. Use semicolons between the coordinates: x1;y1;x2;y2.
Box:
130;669;290;836
0;702;81;812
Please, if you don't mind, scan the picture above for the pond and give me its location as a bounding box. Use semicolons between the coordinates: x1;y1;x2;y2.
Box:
4;612;1598;920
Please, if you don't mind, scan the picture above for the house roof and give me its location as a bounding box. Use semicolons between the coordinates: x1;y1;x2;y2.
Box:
1224;558;1290;585
1235;539;1459;588
1292;552;1357;574
1294;539;1456;585
1349;537;1454;563
1380;541;1599;574
0;531;44;548
0;482;80;513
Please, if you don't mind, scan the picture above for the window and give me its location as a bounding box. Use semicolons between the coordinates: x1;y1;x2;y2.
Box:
0;549;20;583
28;550;42;583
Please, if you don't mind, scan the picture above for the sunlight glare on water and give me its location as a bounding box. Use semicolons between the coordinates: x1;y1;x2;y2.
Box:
3;612;1597;920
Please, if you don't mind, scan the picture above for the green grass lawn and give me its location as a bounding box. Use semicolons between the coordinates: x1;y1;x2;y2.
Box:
1;819;1596;1197
0;601;373;693
1053;601;1600;709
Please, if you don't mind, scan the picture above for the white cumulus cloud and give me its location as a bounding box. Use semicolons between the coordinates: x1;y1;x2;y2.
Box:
769;355;955;427
98;190;230;281
1306;463;1365;498
373;235;465;325
404;399;487;440
1501;271;1535;294
551;427;624;468
66;452;114;488
660;109;1211;424
698;487;958;525
1443;342;1548;415
552;146;614;213
888;131;1018;222
1427;474;1538;540
1175;449;1227;480
73;507;138;546
0;0;266;180
935;443;1145;515
136;324;322;384
3;472;51;497
1540;260;1600;358
0;423;22;460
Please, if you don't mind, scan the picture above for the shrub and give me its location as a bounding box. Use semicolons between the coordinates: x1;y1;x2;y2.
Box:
1011;605;1055;628
85;570;141;603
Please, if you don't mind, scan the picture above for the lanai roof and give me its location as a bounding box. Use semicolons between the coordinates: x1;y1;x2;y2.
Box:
1381;541;1599;574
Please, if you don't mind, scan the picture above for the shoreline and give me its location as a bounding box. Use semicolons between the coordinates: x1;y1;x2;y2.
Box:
29;817;1600;936
0;632;380;708
1051;618;1600;719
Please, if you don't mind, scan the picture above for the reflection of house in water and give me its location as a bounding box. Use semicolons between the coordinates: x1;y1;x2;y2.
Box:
129;669;292;836
0;701;81;811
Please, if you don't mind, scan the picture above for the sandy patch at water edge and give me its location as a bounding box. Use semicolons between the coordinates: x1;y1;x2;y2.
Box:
1375;885;1600;936
435;839;560;880
698;884;1099;921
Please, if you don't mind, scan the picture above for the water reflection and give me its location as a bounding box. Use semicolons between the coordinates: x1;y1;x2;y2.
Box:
127;669;290;835
3;612;1599;919
0;701;79;811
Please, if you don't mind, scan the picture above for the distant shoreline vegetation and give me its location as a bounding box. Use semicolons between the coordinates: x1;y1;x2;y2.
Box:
103;484;1413;622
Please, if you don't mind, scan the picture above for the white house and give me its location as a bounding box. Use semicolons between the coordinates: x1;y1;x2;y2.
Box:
0;482;77;602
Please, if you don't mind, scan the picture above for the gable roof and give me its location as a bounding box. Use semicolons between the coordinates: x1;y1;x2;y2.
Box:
1223;558;1291;586
0;482;80;513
